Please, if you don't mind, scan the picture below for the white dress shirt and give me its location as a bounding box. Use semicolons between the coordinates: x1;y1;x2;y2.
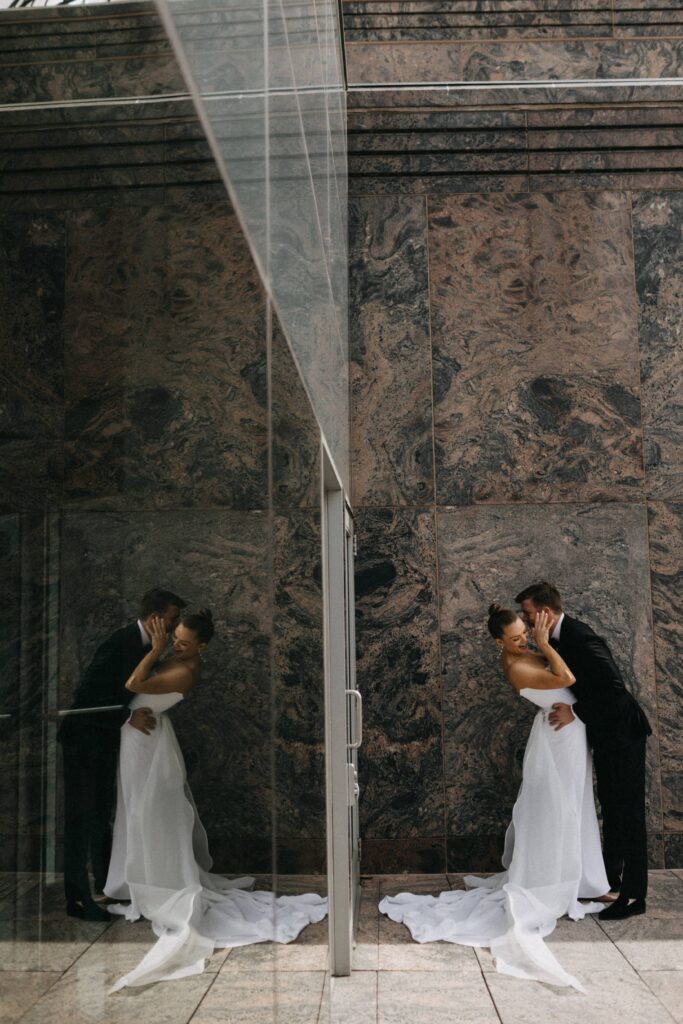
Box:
138;619;152;648
551;612;565;642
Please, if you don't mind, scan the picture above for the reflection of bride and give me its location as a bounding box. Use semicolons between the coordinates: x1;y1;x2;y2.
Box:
104;608;327;991
379;605;609;992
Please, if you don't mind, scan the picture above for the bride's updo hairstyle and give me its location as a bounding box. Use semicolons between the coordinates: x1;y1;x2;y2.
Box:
180;607;215;645
487;603;518;639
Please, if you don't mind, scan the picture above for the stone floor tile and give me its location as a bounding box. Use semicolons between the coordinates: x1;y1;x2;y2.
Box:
379;876;449;899
360;877;381;898
192;969;324;1024
320;971;377;1024
601;917;683;971
641;871;683;918
275;877;328;897
378;912;481;972
476;915;640;979
486;969;677;1024
378;969;498;1023
18;961;214;1024
220;935;328;972
640;971;683;1023
0;971;61;1024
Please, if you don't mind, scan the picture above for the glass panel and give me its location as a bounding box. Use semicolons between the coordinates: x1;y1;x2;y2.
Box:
0;100;276;1022
156;0;349;491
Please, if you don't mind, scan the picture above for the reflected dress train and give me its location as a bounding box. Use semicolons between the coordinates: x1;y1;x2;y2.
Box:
379;687;609;991
104;691;327;991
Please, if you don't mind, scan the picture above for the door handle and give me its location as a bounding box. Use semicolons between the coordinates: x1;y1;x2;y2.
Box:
53;705;126;718
345;688;362;750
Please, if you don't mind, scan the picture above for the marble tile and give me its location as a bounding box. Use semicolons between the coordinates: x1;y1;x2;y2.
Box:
378;874;449;899
323;971;377;1024
346;39;683;87
349;174;532;196
447;836;506;873
486;967;675;1024
192;969;323;1024
271;317;321;511
221;931;327;972
59;509;273;873
0;55;185;107
437;504;662;838
64;202;268;510
649;832;666;869
477;915;633;976
640;971;683;1024
0;972;61;1024
648;502;683;831
349;195;433;506
429;192;640;379
633;193;683;499
599;917;683;972
273;510;326;857
0;888;110;973
428;192;643;505
19;954;213;1024
354;892;380;970
640;870;683;917
360;840;447;875
355;508;444;841
0;215;65;440
665;835;683;869
378;927;481;974
377;969;498;1023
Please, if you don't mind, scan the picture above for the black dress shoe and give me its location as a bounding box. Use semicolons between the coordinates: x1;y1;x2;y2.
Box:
599;896;646;921
66;899;111;922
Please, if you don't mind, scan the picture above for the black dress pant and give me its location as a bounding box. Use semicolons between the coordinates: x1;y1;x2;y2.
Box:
61;733;118;903
593;736;648;900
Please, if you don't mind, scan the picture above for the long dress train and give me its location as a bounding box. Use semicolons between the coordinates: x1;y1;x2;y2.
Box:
379;687;609;991
104;691;327;991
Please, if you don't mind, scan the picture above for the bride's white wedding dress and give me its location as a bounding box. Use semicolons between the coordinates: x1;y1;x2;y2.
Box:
104;691;327;991
379;687;609;991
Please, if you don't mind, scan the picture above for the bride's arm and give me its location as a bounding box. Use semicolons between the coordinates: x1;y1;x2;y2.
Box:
126;661;193;695
124;616;193;695
506;659;574;691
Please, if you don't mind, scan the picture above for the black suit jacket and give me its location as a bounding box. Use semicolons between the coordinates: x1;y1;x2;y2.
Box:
59;621;146;747
556;615;651;751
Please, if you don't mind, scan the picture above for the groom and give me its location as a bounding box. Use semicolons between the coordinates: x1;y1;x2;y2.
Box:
59;587;185;920
516;581;652;921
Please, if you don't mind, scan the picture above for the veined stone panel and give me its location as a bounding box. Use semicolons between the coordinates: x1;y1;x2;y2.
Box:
648;501;683;833
355;507;444;843
428;191;644;505
349;195;434;507
632;192;683;500
436;502;662;838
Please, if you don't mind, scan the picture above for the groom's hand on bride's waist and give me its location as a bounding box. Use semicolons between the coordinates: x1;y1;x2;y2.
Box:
128;707;156;734
548;703;575;731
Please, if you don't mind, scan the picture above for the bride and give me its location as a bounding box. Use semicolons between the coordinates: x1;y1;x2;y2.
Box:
379;603;610;991
104;608;327;991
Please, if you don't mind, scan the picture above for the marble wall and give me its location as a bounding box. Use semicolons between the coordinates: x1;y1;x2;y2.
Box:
343;0;683;86
350;183;683;871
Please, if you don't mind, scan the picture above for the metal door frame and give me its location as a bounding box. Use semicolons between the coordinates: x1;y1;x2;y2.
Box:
322;442;360;976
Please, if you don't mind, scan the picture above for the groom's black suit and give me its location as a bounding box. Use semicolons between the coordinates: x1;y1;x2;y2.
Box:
553;615;651;900
59;621;147;906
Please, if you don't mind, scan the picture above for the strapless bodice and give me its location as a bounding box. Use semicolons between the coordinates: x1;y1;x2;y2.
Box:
519;686;575;710
129;691;184;714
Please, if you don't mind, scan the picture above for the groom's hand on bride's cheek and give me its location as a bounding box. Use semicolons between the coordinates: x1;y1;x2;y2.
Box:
549;703;574;731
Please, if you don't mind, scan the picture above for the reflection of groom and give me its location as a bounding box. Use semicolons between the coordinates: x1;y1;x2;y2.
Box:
59;588;185;920
516;581;651;920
